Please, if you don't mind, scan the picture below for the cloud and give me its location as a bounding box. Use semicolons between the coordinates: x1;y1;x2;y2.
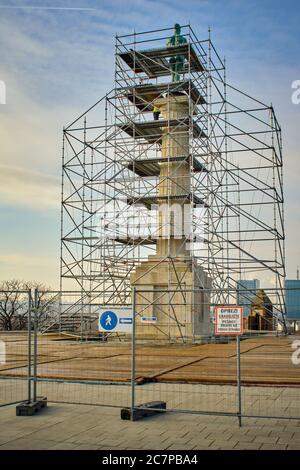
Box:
0;251;59;288
0;251;54;267
0;164;60;210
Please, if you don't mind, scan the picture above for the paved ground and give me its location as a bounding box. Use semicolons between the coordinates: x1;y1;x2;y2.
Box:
0;402;300;450
2;378;300;419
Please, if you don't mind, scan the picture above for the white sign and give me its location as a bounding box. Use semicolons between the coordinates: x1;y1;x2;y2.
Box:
215;306;243;335
0;340;6;365
141;316;157;324
98;306;133;333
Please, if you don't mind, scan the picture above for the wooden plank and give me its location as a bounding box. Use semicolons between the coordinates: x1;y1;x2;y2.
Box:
0;333;299;386
118;44;204;77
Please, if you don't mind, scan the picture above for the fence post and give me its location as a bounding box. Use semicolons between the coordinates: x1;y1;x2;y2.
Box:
27;289;32;403
130;287;136;420
33;288;38;402
237;334;242;427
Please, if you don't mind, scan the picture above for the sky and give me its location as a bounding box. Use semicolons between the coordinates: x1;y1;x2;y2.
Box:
0;0;299;289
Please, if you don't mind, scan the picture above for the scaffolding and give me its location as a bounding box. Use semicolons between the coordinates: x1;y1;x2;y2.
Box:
56;24;286;339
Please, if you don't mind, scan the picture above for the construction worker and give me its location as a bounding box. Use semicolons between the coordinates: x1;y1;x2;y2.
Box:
153;105;160;120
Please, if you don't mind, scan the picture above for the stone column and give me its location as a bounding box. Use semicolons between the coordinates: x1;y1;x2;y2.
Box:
154;94;191;259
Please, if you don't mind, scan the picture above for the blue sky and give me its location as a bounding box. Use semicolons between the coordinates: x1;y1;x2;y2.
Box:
0;0;299;287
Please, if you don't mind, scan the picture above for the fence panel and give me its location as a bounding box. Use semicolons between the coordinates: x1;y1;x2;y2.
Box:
34;333;132;408
132;288;240;418
241;334;300;419
34;291;132;408
0;290;31;407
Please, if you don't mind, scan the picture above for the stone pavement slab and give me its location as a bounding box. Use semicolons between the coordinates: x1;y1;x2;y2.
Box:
0;403;299;450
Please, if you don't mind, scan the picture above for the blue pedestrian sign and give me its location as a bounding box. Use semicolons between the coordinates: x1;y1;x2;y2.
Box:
99;311;118;331
98;306;133;333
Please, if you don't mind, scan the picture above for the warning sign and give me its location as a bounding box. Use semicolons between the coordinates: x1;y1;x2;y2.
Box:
215;306;243;335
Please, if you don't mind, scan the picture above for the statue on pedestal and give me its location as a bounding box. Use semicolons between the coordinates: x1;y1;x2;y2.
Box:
167;23;187;82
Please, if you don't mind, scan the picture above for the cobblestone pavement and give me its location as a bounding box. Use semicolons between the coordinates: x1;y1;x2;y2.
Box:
0;403;300;450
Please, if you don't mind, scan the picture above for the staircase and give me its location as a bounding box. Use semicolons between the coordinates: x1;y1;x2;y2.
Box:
40;304;98;335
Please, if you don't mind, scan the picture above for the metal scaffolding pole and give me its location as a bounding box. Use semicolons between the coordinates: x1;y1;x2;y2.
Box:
54;24;285;339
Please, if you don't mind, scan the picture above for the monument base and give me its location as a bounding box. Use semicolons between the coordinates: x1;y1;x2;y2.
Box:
131;256;212;341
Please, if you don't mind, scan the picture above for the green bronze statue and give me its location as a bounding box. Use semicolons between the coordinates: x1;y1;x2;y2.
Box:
167;23;187;82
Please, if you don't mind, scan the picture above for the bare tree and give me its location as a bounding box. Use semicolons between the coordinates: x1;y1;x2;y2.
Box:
0;280;28;330
0;280;57;331
26;282;59;330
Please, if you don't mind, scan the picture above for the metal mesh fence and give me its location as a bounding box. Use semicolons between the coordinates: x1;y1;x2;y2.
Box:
0;288;300;423
240;334;300;419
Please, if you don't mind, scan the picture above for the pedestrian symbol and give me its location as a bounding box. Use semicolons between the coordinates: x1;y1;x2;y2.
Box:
98;306;133;333
99;311;118;331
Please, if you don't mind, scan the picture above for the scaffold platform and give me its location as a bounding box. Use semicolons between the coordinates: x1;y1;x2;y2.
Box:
127;193;207;209
123;155;208;177
118;43;205;77
119;118;206;143
123;80;206;112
